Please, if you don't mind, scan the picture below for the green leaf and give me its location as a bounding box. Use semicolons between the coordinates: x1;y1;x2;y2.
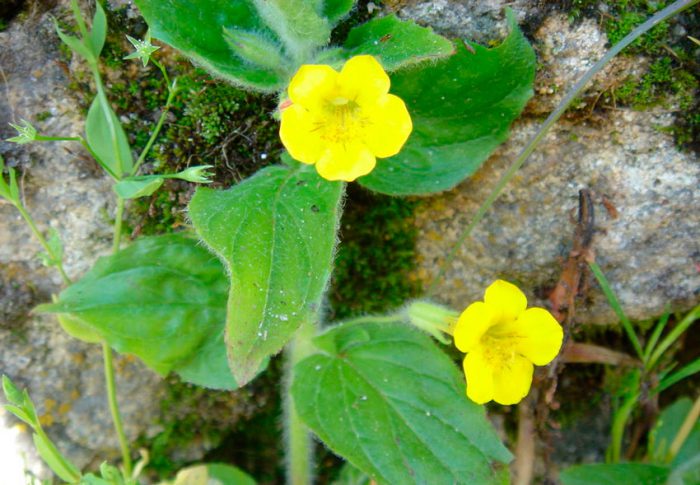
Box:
169;463;256;485
113;176;164;199
560;463;669;485
651;398;700;468
89;1;107;57
659;357;700;393
332;462;371;485
223;28;285;72
343;15;453;71
86;93;134;178
668;454;700;485
33;432;82;483
292;319;512;484
323;0;356;24
358;12;535;195
58;314;104;344
2;375;24;406
133;1;288;92
189;164;343;386
55;24;95;62
3;404;33;426
36;234;240;390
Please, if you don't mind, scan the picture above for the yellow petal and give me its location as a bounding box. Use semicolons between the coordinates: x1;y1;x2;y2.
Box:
288;64;339;109
315;143;376;182
279;104;324;165
453;301;497;353
363;94;412;158
463;350;494;404
338;55;390;106
492;355;533;405
484;280;527;323
511;307;564;366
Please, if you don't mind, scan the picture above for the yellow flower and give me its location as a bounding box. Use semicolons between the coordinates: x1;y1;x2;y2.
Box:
279;55;412;182
453;280;563;405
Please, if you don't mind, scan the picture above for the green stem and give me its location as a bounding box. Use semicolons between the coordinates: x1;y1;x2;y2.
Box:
284;320;317;485
647;304;700;371
112;197;125;253
608;390;640;463
131;85;176;176
669;394;700;460
588;261;644;360
35;426;82;483
35;135;82;142
425;0;700;296
15;203;71;285
101;197;131;475
102;342;133;478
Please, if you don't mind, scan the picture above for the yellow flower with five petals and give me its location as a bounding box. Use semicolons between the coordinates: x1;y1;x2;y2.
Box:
453;280;564;405
279;55;412;182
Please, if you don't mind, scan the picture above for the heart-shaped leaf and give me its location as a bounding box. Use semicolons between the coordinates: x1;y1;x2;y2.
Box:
358;11;535;195
189;164;343;386
36;234;238;389
292;318;512;484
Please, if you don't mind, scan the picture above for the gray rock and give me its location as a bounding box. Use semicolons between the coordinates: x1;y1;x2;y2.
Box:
409;11;700;324
398;0;533;44
0;2;166;480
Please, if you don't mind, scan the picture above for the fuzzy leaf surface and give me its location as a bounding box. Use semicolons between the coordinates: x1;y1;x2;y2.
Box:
134;0;347;92
189;164;343;386
343;15;453;71
292;319;512;484
36;234;237;389
358;13;535;195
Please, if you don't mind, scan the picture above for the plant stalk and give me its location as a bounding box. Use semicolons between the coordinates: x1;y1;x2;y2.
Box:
15;203;71;285
669;394;700;460
426;0;700;296
131;84;177;176
283;319;317;485
112;197;125;253
102;341;133;478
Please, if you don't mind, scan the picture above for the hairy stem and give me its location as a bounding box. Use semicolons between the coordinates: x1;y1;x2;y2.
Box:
284;320;317;485
426;0;700;295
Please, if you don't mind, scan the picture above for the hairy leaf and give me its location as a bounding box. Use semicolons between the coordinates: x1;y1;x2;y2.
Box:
36;234;238;389
189;164;343;386
359;12;535;195
134;0;347;92
343;15;453;71
293;319;512;484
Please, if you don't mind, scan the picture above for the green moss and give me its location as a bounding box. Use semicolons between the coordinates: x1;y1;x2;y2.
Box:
35;111;52;122
329;185;421;321
568;0;699;151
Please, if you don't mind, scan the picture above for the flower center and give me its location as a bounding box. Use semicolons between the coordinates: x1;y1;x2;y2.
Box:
314;97;368;145
480;331;517;372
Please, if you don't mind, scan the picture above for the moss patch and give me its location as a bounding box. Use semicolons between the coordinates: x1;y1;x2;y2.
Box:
329;185;421;321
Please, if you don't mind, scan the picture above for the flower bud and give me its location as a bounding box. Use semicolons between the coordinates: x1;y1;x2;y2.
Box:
174;165;214;184
7;119;37;144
